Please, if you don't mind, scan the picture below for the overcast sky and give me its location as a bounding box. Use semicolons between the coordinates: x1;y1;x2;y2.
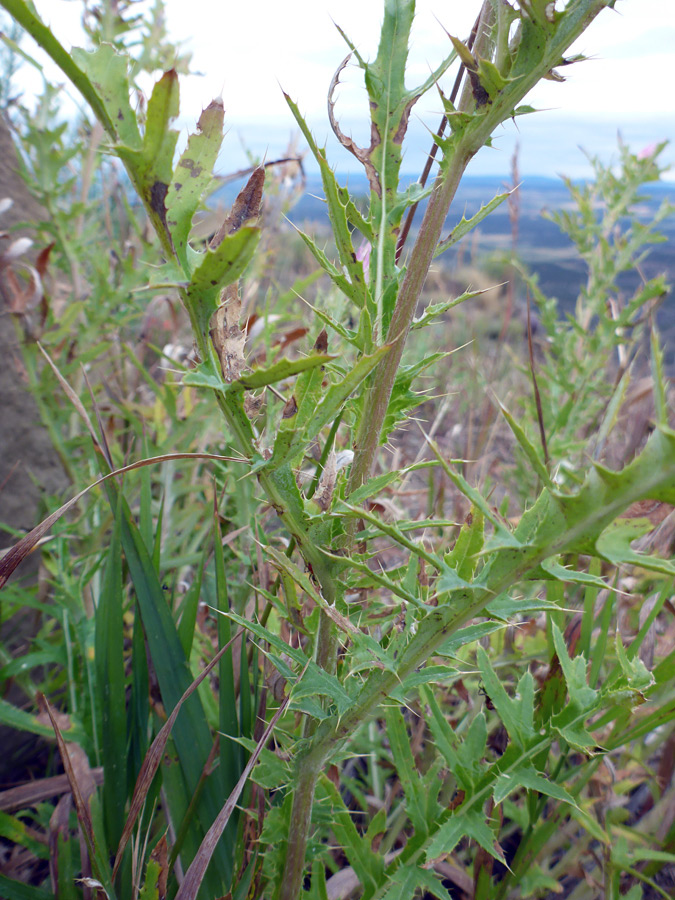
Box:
19;1;675;180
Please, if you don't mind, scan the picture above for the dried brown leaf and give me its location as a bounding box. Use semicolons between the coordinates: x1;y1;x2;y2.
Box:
38;694;96;858
150;834;169;900
210;284;246;382
282;394;298;419
314;449;337;512
327;54;381;197
210;166;265;249
314;328;328;355
243;392;264;419
0;769;104;812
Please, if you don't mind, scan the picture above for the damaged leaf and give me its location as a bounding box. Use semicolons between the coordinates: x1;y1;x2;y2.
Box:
210;285;246;383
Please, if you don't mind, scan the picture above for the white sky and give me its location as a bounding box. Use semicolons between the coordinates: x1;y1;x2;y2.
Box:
16;1;675;178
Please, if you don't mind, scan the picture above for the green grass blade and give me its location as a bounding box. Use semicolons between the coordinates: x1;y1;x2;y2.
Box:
95;511;127;851
213;511;242;797
111;491;234;891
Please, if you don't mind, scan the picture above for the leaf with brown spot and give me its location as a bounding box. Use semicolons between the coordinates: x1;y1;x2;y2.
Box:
165;99;225;271
150;834;169;900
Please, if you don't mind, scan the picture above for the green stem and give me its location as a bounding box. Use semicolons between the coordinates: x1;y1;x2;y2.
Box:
278;753;325;900
347;144;471;495
346;0;610;495
347;1;495;496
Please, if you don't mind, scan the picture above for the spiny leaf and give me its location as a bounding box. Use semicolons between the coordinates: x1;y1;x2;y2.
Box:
239;352;332;392
412;287;492;330
321;777;384;891
290;344;391;458
185;225;260;345
292;225;365;307
284;92;366;293
138;69;180;187
478;647;534;748
165;99;225;273
493;763;573;806
380;352;448;445
435;190;513;257
444;506;484;582
71;43;141;149
426;808;505;864
499;400;553;489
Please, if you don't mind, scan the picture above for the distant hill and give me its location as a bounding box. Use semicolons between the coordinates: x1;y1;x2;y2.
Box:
213;172;675;362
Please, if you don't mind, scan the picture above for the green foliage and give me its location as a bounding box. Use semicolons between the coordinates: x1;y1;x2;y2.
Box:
2;2;675;900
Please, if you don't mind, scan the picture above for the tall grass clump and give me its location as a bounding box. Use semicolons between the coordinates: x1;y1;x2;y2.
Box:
2;1;675;899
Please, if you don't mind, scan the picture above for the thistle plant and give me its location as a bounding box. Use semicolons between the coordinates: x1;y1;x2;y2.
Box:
2;1;675;899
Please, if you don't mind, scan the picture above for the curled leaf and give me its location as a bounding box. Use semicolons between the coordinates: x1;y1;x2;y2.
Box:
210;165;265;249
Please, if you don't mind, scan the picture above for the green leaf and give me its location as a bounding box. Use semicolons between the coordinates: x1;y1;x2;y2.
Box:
412;287;489;330
0;874;53;900
428;440;523;550
185;224;260;342
223;609;308;670
436;622;505;657
72;43;141;149
347;470;403;505
498;400;553;489
234;740;290;791
165;99;225;272
292;662;354;717
290;344;391;458
426;808;505;864
95;513;127;850
284;92;367;295
539;558;608;589
322;777;384;891
182;357;224;389
238;352;331;392
435;190;512;257
0;697;86;743
478;646;534;748
141;70;180;178
444;506;484;581
111;491;234;890
0;811;49;860
420;685;471;790
596;519;675;577
381;353;447;445
493;763;573;806
138;859;160;900
386;706;430;832
292;225;366;307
